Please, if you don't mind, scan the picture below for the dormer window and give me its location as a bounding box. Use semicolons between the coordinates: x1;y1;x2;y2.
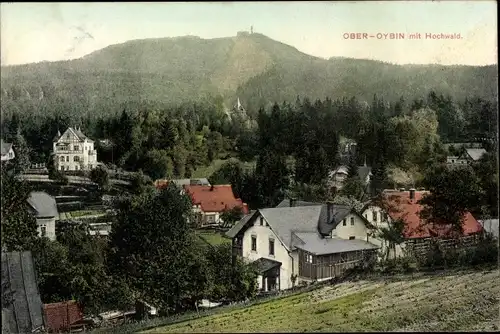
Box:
260;216;264;226
342;219;346;226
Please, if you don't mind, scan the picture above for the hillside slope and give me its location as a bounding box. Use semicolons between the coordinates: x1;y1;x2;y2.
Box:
1;32;497;113
144;268;499;333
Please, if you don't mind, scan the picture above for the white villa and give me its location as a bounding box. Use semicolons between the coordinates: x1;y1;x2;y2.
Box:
52;127;97;171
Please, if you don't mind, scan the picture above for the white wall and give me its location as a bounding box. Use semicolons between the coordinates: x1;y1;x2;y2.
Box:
331;213;371;241
36;217;56;241
241;213;293;290
53;129;97;171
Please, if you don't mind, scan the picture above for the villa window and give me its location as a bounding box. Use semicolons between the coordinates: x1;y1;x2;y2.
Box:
60;156;65;162
373;211;378;222
260;216;264;226
269;239;275;256
342;219;346;226
73;156;80;162
349;236;355;240
251;235;257;252
350;217;354;226
40;225;47;237
305;254;313;263
66;156;69;162
74;145;79;151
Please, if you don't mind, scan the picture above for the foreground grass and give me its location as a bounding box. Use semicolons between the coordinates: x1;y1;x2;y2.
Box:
196;230;231;246
144;268;499;333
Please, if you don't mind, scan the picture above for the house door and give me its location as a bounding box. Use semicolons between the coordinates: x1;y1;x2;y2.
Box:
267;276;277;291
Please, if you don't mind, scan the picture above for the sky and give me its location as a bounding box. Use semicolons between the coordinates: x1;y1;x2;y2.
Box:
1;1;497;66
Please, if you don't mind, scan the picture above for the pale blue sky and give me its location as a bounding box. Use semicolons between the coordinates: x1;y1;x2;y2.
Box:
1;1;497;66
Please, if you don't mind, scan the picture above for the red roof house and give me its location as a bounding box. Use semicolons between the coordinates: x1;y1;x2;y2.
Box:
384;190;483;239
184;184;249;214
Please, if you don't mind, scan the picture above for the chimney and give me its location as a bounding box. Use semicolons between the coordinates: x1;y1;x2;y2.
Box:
289;197;297;207
409;188;416;201
326;201;334;224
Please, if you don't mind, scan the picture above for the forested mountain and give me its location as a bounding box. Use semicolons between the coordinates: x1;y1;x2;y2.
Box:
1;32;497;118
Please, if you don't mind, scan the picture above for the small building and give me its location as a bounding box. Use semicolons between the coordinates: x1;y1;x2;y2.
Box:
52;127;98;171
183;184;249;226
226;200;379;292
328;162;372;191
1;140;15;162
27;191;59;241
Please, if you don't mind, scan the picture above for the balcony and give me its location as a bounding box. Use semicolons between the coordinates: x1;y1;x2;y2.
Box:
55;149;84;154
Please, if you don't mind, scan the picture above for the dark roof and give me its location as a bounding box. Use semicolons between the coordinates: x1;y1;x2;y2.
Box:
275;199;322;208
27;192;58;218
1;140;13;156
2;251;45;333
226;212;255;238
291;232;378;255
251;257;282;274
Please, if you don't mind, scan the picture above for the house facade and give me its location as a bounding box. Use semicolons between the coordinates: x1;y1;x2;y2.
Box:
227;199;379;292
183;184;249;226
27;191;59;241
52;127;97;171
328;163;372;191
1;140;15;161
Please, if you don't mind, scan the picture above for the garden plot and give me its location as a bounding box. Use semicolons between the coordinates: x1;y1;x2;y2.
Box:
145;268;499;333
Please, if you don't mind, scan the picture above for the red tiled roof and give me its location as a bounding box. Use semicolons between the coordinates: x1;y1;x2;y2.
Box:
43;300;83;332
384;191;483;239
184;185;249;214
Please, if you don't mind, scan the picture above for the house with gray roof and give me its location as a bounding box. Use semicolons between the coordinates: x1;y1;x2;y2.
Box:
226;200;379;292
1;139;15;162
27;191;58;241
328;162;372;191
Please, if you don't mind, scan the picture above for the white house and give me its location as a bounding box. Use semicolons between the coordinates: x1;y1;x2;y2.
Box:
26;191;58;241
52;127;97;171
1;140;15;161
226;199;379;292
328;163;372;191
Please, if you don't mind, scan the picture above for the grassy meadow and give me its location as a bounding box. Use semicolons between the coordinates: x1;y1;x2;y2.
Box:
143;268;499;333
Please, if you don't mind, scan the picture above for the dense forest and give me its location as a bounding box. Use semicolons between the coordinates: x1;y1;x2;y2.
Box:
1;90;498;216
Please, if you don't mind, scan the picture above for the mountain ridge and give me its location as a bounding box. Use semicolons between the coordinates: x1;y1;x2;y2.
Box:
1;32;497;114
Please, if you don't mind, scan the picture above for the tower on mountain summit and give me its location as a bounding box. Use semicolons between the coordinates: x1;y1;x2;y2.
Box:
233;97;246;113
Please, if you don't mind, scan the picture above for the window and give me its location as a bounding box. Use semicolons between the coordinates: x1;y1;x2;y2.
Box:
60;156;65;162
260;216;264;226
73;156;80;162
269;239;275;256
66;156;69;162
251;235;257;251
305;254;313;263
349;236;355;240
350;217;354;226
373;211;378;222
74;145;79;151
342;219;346;226
40;225;47;237
75;165;78;170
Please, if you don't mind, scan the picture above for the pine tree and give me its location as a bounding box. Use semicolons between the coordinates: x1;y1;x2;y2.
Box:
346;154;359;179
